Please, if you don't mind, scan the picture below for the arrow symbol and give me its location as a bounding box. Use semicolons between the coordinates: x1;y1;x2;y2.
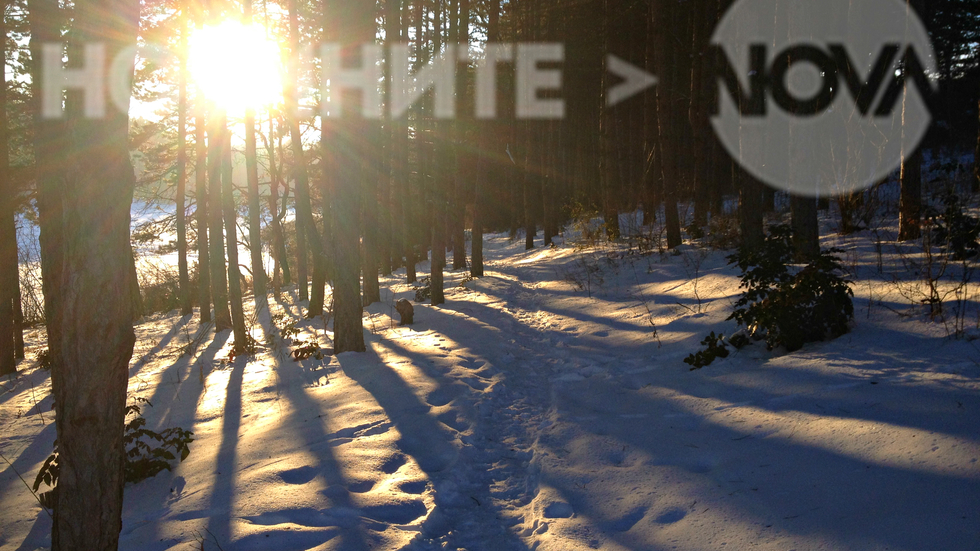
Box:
606;55;657;107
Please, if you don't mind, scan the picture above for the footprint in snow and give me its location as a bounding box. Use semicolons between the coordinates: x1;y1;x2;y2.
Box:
347;480;375;493
607;506;648;532
278;465;318;485
461;376;489;391
360;500;427;524
380;453;408;474
655;507;687;524
543;502;574;518
437;411;470;432
398;480;428;494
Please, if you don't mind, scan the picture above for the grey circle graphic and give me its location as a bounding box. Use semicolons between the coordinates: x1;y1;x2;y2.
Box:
710;0;936;197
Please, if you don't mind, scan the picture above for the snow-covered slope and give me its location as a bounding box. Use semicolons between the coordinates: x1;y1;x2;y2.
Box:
1;225;979;551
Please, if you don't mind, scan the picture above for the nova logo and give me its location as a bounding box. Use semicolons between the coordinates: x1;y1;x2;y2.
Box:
710;0;937;196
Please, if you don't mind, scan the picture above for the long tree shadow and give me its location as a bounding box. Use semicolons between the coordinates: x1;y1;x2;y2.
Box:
335;340;532;550
0;421;56;505
411;277;980;550
200;350;246;547
129;314;193;378
144;327;229;431
455;279;980;440
228;293;373;550
542;377;980;551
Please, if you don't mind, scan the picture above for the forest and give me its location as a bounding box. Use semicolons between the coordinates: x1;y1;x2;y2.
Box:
1;0;980;550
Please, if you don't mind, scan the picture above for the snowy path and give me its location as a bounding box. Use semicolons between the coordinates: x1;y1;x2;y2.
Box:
2;233;979;550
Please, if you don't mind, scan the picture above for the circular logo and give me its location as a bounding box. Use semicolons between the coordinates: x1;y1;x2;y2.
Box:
710;0;936;197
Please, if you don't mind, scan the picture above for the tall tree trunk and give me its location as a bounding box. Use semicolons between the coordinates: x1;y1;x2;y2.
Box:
34;0;139;545
429;0;448;303
899;148;922;241
244;106;264;300
266;112;291;289
1;0;17;375
287;0;327;315
362;136;381;306
175;10;191;316
652;0;682;249
523;122;537;249
405;0;425;285
451;0;469;270
243;0;265;303
791;195;820;261
0;0;16;375
331;0;373;352
29;0;64;337
219;113;248;351
208;111;232;330
738;171;765;249
470;0;497;278
974;94;980;193
194;87;211;322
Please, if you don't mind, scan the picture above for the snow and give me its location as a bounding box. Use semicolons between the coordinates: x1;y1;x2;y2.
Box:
2;216;980;551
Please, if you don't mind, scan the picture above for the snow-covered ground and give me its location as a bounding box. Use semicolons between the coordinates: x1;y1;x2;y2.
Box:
1;218;979;551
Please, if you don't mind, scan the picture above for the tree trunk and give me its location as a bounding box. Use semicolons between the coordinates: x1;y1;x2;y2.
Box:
241;2;265;304
1;2;17;376
287;0;326;315
791;195;820;261
34;0;139;546
331;0;373;353
207;112;232;330
738;171;765;250
899;148;922;241
194;68;211;322
974;94;980;193
176;11;191;316
219;113;248;352
266;113;290;289
451;0;469;270
362;130;381;305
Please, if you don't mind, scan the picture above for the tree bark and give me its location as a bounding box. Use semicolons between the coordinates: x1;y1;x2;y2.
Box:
207;112;232;330
194;84;211;323
1;0;18;375
331;0;373;352
266;112;290;289
899;148;922;241
35;0;139;546
791;195;820;261
287;0;327;315
738;171;765;250
176;10;191;316
219;113;248;352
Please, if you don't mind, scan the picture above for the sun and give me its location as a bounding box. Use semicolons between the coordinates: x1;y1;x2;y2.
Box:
188;20;283;114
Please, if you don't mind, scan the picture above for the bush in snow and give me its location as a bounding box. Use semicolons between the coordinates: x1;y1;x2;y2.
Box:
726;225;854;352
684;332;730;370
926;193;980;261
34;398;193;509
414;276;432;302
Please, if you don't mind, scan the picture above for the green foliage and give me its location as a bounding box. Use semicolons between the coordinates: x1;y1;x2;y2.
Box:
122;398;194;484
291;338;324;361
414;277;432;302
33;398;194;508
926;194;980;260
726;225;854;352
683;332;730;370
272;313;301;341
